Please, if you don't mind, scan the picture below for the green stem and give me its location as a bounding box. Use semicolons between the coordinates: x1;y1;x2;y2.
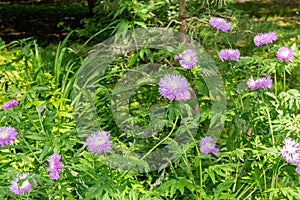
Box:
274;71;277;95
140;117;178;160
265;107;275;147
283;68;286;92
183;121;202;199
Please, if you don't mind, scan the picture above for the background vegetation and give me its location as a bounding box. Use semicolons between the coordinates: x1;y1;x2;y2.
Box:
0;0;299;199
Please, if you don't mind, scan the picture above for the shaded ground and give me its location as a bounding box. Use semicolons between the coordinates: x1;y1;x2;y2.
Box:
0;0;299;46
0;0;88;46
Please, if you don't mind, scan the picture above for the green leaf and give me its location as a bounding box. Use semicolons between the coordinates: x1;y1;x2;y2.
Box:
25;134;47;141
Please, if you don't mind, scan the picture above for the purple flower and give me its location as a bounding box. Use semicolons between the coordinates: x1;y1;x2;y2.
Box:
219;49;241;61
10;173;37;195
209;17;231;32
86;130;112;154
2;100;19;110
174;49;198;69
276;46;294;61
158;74;191;101
247;77;256;90
296;164;300;174
47;154;62;180
253;32;277;46
280;138;300;164
199;136;219;154
0;126;18;146
247;76;272;90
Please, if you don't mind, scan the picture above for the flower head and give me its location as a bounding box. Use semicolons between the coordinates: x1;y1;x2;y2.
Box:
219;49;241;61
199;136;219;154
247;76;272;90
0;126;18;146
2;100;19;110
47;154;62;180
280;138;300;164
253;32;277;46
158;74;191;101
209;17;231;32
247;77;256;90
10;173;37;195
174;49;198;69
276;46;294;61
86;130;112;154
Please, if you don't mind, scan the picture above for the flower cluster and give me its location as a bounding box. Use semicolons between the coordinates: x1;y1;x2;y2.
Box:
47;154;62;180
253;32;277;46
280;138;300;174
174;49;198;69
219;49;241;61
276;46;294;61
209;17;231;32
2;100;19;110
199;136;219;154
10;173;37;195
158;74;191;101
0;126;18;146
247;76;272;90
86;130;112;154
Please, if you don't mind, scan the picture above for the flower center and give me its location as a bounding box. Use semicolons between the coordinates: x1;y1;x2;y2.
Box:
0;130;9;139
20;180;31;189
228;49;235;54
168;80;179;90
287;146;298;154
280;50;289;58
183;54;192;63
94;136;106;146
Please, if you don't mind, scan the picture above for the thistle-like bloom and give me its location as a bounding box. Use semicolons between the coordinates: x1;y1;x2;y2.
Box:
2;100;19;110
276;46;294;61
209;17;231;32
10;173;37;195
199;136;219;154
253;32;277;46
246;77;256;90
247;76;272;90
158;74;191;101
219;49;241;61
174;49;198;69
86;130;112;154
47;154;62;180
0;126;18;146
280;138;300;164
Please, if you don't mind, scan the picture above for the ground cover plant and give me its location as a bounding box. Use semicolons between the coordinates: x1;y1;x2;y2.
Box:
0;0;300;199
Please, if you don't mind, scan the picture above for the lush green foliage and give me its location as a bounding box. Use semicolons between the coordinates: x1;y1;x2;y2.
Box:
0;0;300;199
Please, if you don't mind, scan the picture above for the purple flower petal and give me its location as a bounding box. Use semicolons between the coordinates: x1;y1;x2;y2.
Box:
253;32;277;46
209;17;231;32
10;173;37;195
174;49;198;69
2;100;19;110
47;154;62;180
86;130;112;154
199;136;219;155
247;76;272;90
0;126;18;146
219;49;241;61
276;46;294;61
280;138;300;164
158;74;191;101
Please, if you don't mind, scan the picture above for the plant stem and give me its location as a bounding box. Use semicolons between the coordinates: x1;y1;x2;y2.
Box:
140;117;178;161
283;67;286;92
265;107;275;147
